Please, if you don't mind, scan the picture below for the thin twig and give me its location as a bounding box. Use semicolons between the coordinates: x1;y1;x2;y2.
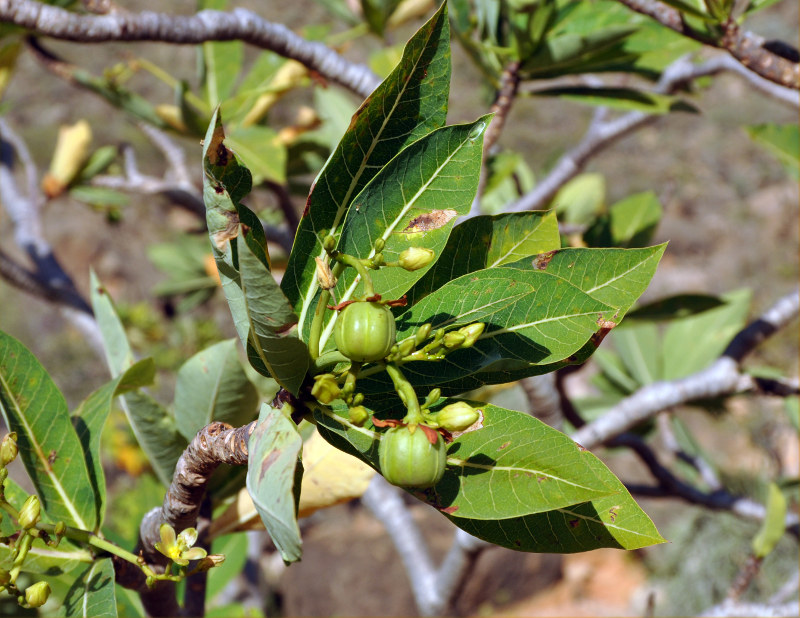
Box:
0;0;380;98
615;0;800;89
571;289;799;449
505;53;798;214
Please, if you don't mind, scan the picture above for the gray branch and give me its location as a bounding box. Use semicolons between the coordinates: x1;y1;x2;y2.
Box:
503;54;798;215
700;600;800;617
0;0;380;99
361;475;489;616
572;289;800;449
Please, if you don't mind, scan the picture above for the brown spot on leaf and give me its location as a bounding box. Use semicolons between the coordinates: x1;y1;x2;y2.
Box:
608;506;620;522
531;250;557;270
498;441;511;451
259;450;280;477
206;124;227;165
212;211;240;250
401;209;458;234
575;443;587;452
440;506;459;515
569;519;581;529
48;450;57;466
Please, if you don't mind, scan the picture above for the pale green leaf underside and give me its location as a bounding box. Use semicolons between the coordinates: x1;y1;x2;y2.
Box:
246;403;303;563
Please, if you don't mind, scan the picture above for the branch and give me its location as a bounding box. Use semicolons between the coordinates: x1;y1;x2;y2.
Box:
615;432;800;536
615;0;800;89
505;53;798;214
0;0;380;98
571;289;800;449
361;475;489;616
132;421;253;617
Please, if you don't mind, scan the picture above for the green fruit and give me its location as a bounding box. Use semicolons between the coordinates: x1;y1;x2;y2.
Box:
334;301;396;362
379;425;446;488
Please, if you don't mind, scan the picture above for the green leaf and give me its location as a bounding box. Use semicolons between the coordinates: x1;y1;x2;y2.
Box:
361;269;615;395
282;2;451;331
62;558;117;617
661;288;751;380
752;483;788;558
226;125;286;185
0;480;93;575
202;111;310;394
90;272;187;486
407;211;560;307
71;358;156;529
609;191;663;246
531;86;696;114
206;534;248;602
315;116;491;346
361;0;403;35
552;173;605;225
625;294;726;321
745;123;799;181
173;339;259;441
447;450;666;552
201;38;244;108
246;403;304;563
612;322;662;386
0;330;97;530
505;244;667;320
322;402;617;517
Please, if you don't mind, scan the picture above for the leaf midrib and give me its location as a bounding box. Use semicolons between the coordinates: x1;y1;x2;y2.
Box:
0;372;89;530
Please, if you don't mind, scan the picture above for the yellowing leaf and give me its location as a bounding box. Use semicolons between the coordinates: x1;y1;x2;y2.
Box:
209;429;375;539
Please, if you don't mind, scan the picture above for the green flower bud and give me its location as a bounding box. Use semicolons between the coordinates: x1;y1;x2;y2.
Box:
18;495;41;530
458;322;485;347
443;331;466;349
311;374;341;404
0;433;18;467
414;323;432;347
24;581;50;608
433;402;480;432
348;405;369;426
323;234;336;252
397;247;435;271
374;238;385;253
54;521;67;536
396;339;415;358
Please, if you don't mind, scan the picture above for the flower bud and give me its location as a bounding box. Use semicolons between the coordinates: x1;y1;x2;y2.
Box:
443;331;466;349
0;433;18;467
374;238;385;253
396;339;415;358
311;374;341;404
314;257;336;290
54;521;67;536
397;247;435;271
42;120;92;198
348;405;369;426
415;323;432;346
196;554;226;572
433;402;480;432
18;495;41;530
458;322;485;347
323;234;336;252
24;581;50;608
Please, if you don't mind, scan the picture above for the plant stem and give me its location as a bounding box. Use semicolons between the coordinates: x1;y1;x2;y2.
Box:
334;253;375;297
308;262;344;360
385;363;423;424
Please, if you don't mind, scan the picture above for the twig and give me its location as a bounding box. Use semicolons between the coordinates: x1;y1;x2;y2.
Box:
571;289;799;449
615;0;800;89
616;430;799;536
0;0;380;99
518;373;563;430
505;53;798;214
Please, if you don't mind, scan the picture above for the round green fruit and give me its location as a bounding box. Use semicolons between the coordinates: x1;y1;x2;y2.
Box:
334;301;396;362
379;425;446;488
